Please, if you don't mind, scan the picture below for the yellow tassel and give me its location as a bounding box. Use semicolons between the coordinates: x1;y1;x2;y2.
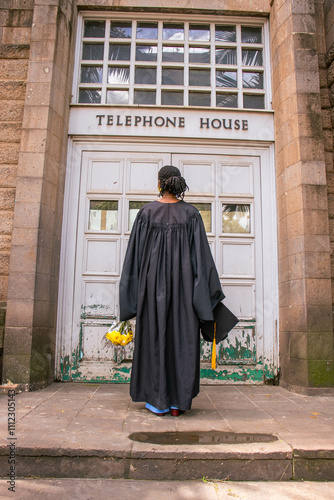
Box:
211;322;216;370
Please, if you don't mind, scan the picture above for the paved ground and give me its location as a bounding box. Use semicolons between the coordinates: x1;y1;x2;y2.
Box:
1;479;334;500
0;383;334;481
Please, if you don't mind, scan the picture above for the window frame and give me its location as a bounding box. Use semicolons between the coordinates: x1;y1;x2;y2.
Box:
73;12;271;110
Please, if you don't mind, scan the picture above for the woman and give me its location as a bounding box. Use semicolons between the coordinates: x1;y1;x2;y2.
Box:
119;165;224;416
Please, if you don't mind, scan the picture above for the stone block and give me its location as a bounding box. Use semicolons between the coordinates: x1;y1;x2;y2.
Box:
27;61;53;83
294;49;319;73
0;44;30;59
0;188;15;210
289;331;308;360
308;360;334;387
31;20;57;42
2;27;31;45
0;211;13;235
5;8;33;28
305;278;332;305
291;12;316;33
286;209;304;240
321;109;332;130
302;184;329;210
0;123;22;143
15;177;43;203
0;235;11;252
29;40;56;63
320;88;331;109
22;105;49;130
25;82;51;106
0;252;10;275
12;201;40;229
280;355;309;387
35;273;51;301
0;276;9;302
323;130;333;152
0;59;28;81
304;251;331;279
303;234;330;252
18;152;45;178
306;304;333;332
5;298;34;327
11;227;38;247
20;128;47;154
8;244;37;274
0;81;26;102
326;172;334;193
2;326;32;355
292;32;317;51
280;304;307;332
41;180;57;211
0;101;24;122
303;209;329;235
307;331;334;360
36;246;52;276
324;151;333;172
287;252;304;280
7;272;35;300
285;186;303;214
39;204;55;232
299;137;325;162
33;299;50;328
0;165;17;189
318;68;328;89
1;353;31;384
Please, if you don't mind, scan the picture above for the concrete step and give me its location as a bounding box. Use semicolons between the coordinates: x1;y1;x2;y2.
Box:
1;383;334;481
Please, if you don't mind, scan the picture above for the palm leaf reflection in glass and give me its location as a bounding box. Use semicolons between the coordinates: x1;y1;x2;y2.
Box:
222;204;250;233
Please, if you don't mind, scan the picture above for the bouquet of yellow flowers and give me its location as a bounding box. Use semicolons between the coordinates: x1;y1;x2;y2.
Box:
106;320;133;346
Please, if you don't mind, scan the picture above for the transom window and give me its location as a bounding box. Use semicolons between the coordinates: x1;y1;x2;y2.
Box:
75;17;268;109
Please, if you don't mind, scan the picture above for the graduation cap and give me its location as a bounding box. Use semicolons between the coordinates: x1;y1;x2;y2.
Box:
200;302;239;370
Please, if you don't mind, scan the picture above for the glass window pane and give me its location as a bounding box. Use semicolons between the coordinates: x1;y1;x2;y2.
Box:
215;48;236;65
243;94;265;109
189;24;210;41
192;203;211;232
109;44;131;61
216;93;238;108
84;20;105;38
222;204;250;233
215;25;236;42
78;89;101;103
110;22;132;38
241;26;262;44
136;45;158;61
137;22;158;39
134;67;156;84
162;68;184;85
129;201;150;230
106;90;129;104
163;23;184;40
216;70;237;88
82;43;104;60
189;92;210;107
162;46;184;62
189;69;210;86
242;71;263;89
134;90;156;104
107;67;130;84
80;66;103;83
161;91;184;105
89;200;118;231
242;49;263;66
189;47;210;63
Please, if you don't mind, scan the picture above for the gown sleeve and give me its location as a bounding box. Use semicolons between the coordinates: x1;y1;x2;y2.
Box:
119;211;148;321
190;212;225;322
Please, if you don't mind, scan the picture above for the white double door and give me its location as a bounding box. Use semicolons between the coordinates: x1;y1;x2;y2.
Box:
56;142;278;384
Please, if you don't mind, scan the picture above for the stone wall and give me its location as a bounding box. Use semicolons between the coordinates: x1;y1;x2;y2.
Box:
270;0;334;392
1;0;76;389
0;1;33;370
323;0;334;318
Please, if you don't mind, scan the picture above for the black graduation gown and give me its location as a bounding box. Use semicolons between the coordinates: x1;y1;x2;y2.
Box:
119;200;224;411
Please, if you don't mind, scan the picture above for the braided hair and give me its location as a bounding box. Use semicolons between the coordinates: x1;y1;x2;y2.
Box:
158;165;189;200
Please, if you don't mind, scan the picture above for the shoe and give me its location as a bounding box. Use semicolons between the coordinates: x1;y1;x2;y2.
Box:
155;412;166;416
171;409;181;417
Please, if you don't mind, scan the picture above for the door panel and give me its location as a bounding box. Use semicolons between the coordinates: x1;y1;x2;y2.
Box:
59;147;275;384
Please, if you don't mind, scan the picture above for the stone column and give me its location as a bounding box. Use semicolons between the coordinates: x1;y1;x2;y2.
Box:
271;0;334;393
1;0;75;390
